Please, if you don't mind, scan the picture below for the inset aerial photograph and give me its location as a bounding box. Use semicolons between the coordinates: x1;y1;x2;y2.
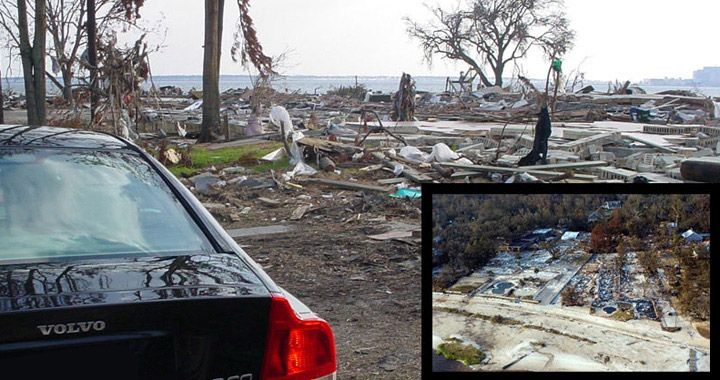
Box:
431;193;710;372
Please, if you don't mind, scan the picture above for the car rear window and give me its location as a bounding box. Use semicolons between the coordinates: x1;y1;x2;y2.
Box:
0;148;214;262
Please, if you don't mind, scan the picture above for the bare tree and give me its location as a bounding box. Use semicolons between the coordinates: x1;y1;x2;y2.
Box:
561;285;580;306
45;0;127;104
86;0;145;125
0;1;134;108
46;0;84;102
538;239;560;259
406;0;575;88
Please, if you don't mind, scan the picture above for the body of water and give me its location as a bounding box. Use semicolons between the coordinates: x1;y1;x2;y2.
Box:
4;75;720;97
492;282;514;295
432;352;473;372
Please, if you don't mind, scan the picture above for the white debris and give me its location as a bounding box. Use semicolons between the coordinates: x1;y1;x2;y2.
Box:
261;148;287;162
269;106;294;137
183;100;203;112
512;98;530;109
426;143;460;163
228;176;248;185
176;122;187;138
281;162;317;182
163;149;181;164
120;119;130;141
399;146;429;163
505;172;540;183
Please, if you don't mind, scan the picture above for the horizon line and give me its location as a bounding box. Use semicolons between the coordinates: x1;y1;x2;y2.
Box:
1;74;699;83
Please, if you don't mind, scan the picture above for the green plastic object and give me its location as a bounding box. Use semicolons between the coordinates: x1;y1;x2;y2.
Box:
390;189;421;199
552;59;563;72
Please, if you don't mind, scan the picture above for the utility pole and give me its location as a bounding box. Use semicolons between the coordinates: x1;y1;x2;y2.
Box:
87;0;98;126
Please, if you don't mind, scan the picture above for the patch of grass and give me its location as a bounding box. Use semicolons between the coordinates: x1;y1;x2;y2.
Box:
166;142;285;177
189;143;282;167
168;166;199;177
252;157;293;173
491;315;506;323
448;284;480;294
437;342;485;366
609;310;634;322
342;167;361;175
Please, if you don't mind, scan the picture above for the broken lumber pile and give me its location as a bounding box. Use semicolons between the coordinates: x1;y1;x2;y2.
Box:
371;152;435;184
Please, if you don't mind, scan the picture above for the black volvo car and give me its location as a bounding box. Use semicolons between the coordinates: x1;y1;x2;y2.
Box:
0;125;336;380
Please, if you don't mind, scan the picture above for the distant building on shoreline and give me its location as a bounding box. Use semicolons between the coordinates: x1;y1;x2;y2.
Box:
693;67;720;87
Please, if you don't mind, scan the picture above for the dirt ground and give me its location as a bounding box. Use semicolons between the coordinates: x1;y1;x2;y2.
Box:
433;293;710;372
194;173;422;380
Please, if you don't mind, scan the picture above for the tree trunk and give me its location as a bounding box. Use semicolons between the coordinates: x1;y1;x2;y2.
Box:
200;0;224;143
61;66;74;103
87;0;98;125
17;0;38;125
16;0;47;126
465;59;492;88
32;0;46;125
492;63;504;88
46;71;65;94
0;55;4;125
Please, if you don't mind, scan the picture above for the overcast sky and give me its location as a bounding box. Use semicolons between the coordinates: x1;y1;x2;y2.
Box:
3;0;719;81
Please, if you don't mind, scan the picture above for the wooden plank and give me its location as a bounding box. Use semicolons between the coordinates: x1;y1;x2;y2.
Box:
444;160;607;173
456;138;498;151
558;132;621;153
371;152;435;183
290;204;309;220
623;134;677;153
296;137;364;153
377;178;407;185
451;170;597;181
227;225;295;239
523;161;608;171
304;178;392;193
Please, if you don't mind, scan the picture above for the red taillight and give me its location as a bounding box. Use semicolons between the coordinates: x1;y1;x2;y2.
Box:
261;293;336;380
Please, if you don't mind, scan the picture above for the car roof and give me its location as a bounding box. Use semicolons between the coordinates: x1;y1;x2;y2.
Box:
0;125;130;150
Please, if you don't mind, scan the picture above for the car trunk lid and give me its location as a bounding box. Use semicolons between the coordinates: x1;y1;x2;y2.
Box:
0;253;272;380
